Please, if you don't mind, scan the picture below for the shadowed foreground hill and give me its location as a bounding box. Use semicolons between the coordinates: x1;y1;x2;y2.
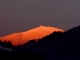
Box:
1;25;80;60
15;25;80;60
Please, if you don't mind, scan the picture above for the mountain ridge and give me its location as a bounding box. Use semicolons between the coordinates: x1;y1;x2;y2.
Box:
0;25;64;46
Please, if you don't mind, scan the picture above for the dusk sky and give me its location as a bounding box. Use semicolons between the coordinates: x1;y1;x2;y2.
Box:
0;0;80;36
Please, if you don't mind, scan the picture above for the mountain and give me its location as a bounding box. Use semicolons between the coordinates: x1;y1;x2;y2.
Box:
15;25;80;60
0;25;80;60
0;25;64;46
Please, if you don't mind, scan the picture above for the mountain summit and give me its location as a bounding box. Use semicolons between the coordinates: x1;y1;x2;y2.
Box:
0;25;64;46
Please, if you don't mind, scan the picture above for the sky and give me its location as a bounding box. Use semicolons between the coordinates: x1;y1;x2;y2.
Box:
0;0;80;36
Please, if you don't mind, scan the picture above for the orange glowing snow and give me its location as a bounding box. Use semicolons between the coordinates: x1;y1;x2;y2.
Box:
0;25;64;46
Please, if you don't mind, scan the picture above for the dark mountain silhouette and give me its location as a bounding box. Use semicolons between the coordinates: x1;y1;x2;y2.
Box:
15;25;80;60
0;40;45;60
1;25;80;60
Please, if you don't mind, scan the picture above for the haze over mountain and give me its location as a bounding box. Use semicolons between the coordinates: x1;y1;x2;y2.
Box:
0;25;64;46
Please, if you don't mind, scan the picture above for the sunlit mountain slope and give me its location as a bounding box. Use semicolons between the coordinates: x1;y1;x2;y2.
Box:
0;25;64;46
